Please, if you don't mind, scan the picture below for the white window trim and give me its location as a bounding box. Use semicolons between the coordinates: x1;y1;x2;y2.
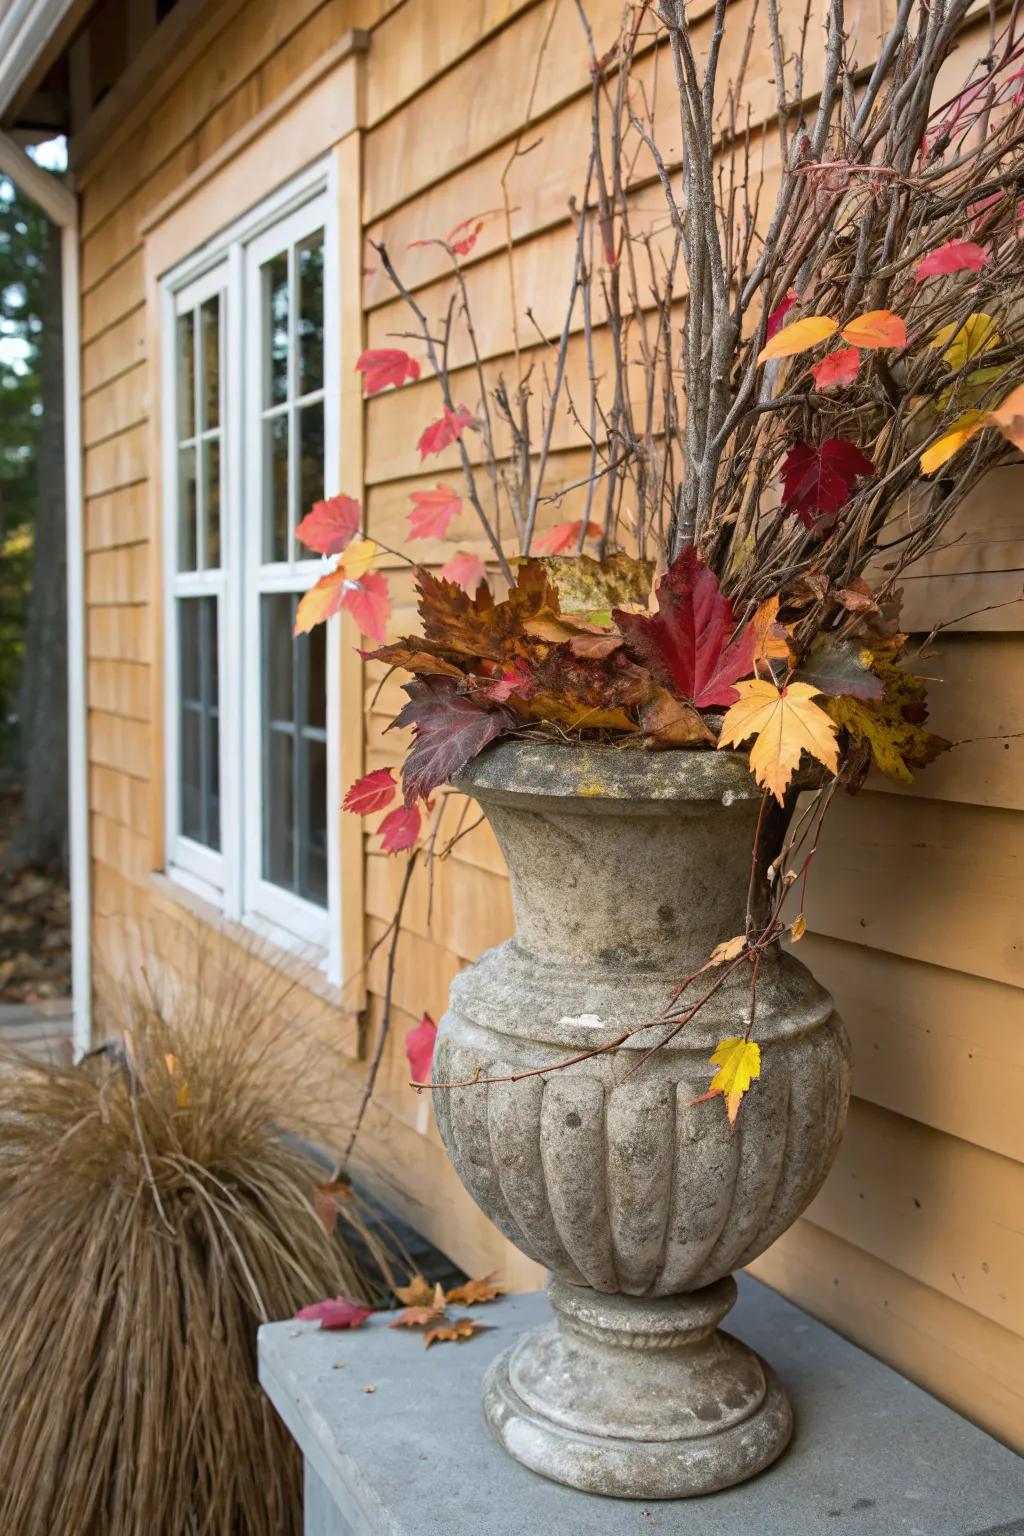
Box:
160;156;342;981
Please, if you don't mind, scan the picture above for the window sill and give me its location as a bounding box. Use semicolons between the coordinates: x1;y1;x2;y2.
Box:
150;868;347;1014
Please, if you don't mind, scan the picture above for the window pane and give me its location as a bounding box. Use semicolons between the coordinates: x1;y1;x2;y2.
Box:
263;253;289;408
263;411;289;563
178;596;219;851
200;296;220;431
298;233;324;396
298;400;324;535
260;593;327;907
203;437;220;568
178;444;197;571
176;311;194;437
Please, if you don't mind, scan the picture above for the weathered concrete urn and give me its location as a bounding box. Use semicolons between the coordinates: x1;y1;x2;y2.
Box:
432;741;851;1500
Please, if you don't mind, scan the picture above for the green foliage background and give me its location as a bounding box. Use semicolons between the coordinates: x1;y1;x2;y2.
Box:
0;174;48;761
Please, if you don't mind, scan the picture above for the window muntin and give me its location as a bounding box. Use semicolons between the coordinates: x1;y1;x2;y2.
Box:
168;268;226;872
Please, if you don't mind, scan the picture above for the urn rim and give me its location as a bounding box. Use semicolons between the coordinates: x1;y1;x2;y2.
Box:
453;739;767;804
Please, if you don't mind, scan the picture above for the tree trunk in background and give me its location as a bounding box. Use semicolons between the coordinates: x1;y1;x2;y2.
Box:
7;218;67;872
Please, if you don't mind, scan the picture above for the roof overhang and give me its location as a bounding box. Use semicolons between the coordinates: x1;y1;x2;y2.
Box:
0;0;79;121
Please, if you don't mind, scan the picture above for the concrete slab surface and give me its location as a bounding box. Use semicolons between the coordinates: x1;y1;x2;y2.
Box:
260;1274;1024;1536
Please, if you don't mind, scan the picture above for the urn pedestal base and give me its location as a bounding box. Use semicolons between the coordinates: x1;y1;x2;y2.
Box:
482;1275;793;1500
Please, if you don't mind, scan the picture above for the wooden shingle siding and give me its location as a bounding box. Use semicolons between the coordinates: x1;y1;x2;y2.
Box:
73;0;1024;1446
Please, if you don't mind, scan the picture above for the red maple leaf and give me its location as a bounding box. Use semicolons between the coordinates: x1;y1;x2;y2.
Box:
341;570;391;642
296;494;361;556
406;1014;438;1083
408;484;462;540
294;1297;374;1330
441;552;487;591
417;405;476;460
342;767;396;815
482;661;536;703
378;803;421;854
355;348;421;395
781;439;875;528
766;289;798;340
614;547;755;708
391;676;514;803
534;520;601;555
810;346;860;391
914;239;989;282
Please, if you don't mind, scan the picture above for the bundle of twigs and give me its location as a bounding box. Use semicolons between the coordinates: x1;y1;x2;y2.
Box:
0;946;397;1536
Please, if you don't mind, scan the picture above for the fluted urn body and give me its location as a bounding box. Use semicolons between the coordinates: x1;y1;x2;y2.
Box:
432;742;851;1499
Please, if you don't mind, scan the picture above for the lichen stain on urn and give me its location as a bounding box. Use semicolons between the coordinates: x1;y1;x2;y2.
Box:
432;742;852;1498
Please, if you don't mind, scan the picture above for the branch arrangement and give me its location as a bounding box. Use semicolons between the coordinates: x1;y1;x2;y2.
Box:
291;0;1024;1132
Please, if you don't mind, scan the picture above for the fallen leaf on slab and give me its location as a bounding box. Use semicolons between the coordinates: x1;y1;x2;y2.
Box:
294;1298;374;1331
423;1317;491;1349
445;1275;506;1306
393;1275;436;1308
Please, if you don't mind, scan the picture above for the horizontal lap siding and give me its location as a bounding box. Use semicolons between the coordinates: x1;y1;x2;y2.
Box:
75;0;1024;1423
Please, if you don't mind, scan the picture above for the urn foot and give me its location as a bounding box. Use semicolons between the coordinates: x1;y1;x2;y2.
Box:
482;1275;792;1500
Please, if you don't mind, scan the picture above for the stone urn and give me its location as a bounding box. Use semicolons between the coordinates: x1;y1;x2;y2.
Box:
432;741;850;1499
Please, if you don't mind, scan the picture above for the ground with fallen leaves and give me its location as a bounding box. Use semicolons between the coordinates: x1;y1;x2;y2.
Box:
0;785;71;1003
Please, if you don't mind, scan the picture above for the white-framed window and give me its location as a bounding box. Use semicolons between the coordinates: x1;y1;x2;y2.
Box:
160;160;342;977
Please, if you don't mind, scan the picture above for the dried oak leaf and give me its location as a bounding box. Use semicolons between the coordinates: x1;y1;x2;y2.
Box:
512;640;648;732
391;676;515;802
390;1284;447;1327
423;1317;491;1350
639;689;714;747
614;546;756;708
417;561;559;662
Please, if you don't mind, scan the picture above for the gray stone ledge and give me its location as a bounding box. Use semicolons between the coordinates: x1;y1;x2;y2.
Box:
259;1274;1024;1536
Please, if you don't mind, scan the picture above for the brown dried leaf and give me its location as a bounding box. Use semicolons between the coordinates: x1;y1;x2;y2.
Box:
312;1179;353;1237
639;689;715;746
445;1275;506;1306
393;1275;435;1308
423;1317;491;1349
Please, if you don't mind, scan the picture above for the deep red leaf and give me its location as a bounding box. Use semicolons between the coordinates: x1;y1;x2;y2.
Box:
296;494;361;556
810;346;860;391
342;767;397;815
482;661;536;703
377;803;421;854
341;570;391;642
613;547;755;708
766;289;798;340
440;552;487;591
355;348;420;395
417;405;476;460
408;484;462;539
391;676;514;803
781;439;875;528
295;1297;374;1330
914;239;989;282
534;520;601;555
406;1014;438;1083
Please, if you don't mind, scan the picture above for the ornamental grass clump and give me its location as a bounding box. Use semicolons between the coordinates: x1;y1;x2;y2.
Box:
0;949;379;1536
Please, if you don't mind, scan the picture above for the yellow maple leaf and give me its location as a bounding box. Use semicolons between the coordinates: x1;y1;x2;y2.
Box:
717;679;838;803
708;1037;761;1127
930;312;999;371
757;315;838;364
294;539;379;635
919;410;984;474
